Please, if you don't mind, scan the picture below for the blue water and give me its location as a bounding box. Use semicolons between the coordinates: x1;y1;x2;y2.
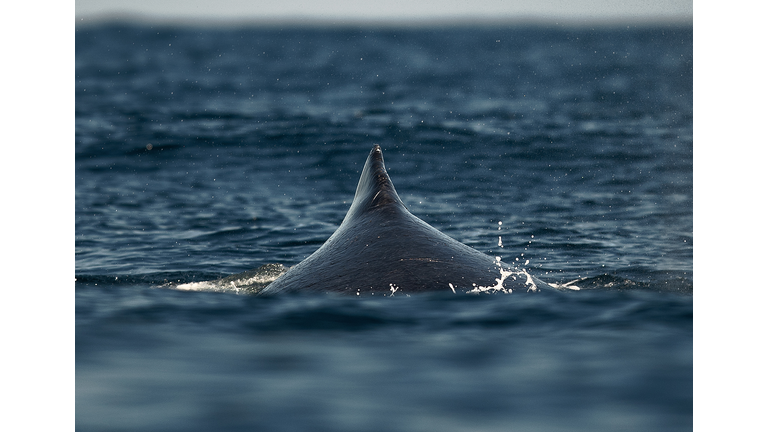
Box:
76;23;692;431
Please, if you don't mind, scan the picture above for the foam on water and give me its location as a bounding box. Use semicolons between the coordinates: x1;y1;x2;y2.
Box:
168;263;287;294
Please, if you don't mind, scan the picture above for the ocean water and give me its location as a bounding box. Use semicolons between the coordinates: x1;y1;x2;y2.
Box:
76;23;692;431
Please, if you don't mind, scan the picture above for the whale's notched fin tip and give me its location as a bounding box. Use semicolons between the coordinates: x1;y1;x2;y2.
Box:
368;144;384;167
346;145;405;219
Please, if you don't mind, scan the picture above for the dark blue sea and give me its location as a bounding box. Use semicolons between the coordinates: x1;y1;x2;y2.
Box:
76;23;692;431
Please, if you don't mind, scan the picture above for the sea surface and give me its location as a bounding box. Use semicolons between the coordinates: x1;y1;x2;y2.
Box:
76;23;692;431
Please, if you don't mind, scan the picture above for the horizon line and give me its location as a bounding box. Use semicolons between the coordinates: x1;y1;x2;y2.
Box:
76;13;693;29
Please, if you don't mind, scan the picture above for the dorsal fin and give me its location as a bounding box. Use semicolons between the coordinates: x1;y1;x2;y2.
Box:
344;145;406;221
260;144;553;295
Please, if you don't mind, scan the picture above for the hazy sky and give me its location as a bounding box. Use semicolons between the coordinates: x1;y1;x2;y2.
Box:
76;0;693;25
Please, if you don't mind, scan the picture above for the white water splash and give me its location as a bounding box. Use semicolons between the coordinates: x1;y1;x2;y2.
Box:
175;272;274;293
169;264;287;294
549;278;583;291
465;256;540;294
174;281;219;292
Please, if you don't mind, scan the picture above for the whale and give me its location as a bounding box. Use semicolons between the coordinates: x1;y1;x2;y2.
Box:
261;145;555;296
